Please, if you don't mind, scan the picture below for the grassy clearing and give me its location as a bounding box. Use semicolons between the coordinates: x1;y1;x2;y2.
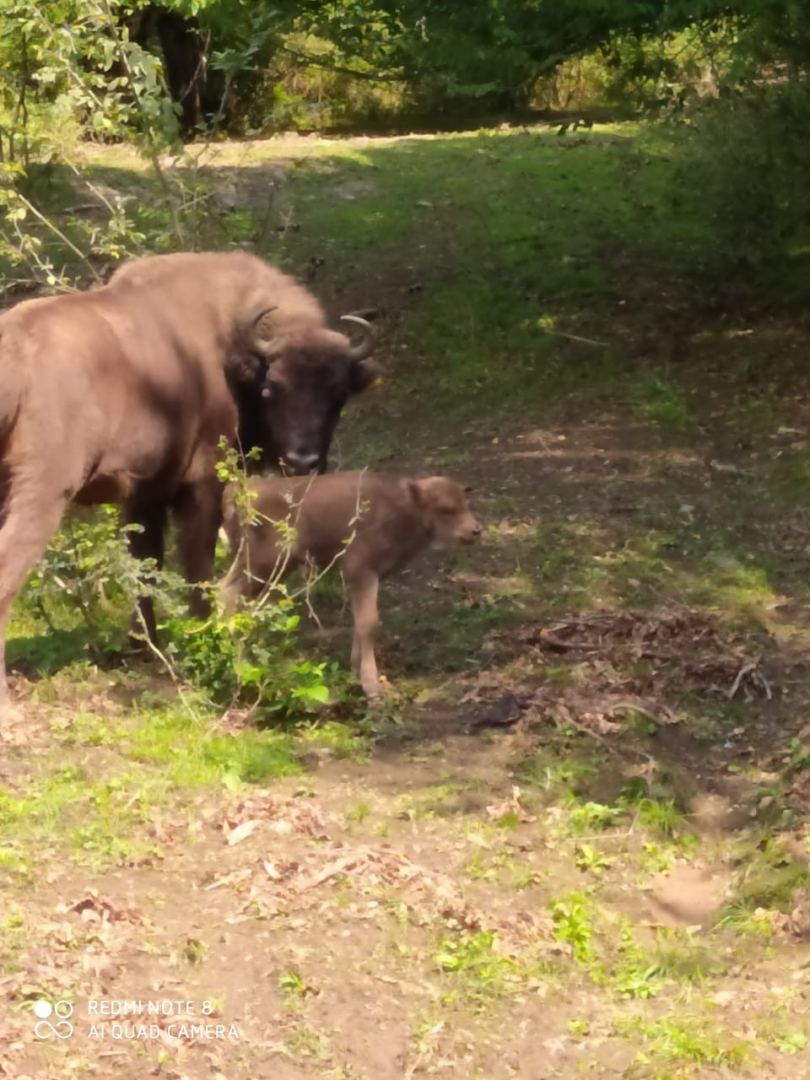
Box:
3;122;810;1076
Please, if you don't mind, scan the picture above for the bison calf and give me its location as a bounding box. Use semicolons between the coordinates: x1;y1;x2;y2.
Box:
220;472;482;698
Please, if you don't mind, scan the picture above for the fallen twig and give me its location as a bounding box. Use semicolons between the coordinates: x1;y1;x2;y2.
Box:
606;699;679;726
536;628;596;652
727;660;758;700
542;328;610;348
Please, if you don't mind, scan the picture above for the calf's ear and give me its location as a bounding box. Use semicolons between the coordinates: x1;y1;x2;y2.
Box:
406;479;425;507
406;478;445;510
348;358;383;396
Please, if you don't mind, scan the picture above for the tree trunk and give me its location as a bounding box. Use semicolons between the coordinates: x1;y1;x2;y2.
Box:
128;5;222;135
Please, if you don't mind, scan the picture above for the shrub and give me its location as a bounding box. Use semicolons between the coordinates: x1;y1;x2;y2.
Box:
672;81;810;274
165;604;331;719
18;506;175;653
14;496;331;722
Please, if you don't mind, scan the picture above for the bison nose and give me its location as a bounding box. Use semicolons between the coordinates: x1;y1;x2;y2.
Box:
286;449;320;473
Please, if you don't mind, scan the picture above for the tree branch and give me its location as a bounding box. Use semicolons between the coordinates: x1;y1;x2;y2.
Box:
278;45;403;83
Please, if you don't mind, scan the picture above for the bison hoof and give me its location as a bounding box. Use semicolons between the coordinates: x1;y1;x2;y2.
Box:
362;676;392;702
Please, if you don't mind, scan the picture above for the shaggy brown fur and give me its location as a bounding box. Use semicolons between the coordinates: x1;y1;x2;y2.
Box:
110;251;380;475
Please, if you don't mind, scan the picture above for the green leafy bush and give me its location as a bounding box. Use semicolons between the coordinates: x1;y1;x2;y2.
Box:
165;604;331;719
14;499;331;723
673;81;810;275
19;506;178;651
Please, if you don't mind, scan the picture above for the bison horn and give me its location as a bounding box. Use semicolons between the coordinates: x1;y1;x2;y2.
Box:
248;304;279;357
340;314;375;361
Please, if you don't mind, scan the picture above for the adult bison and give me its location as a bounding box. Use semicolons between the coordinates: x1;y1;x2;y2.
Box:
0;251;379;717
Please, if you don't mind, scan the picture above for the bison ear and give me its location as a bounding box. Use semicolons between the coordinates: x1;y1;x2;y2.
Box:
348;358;383;397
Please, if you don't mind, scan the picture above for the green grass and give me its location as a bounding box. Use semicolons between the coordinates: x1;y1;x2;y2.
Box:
726;837;810;913
279;968;310;998
397;782;464;820
607;923;726;1002
548;891;597;965
116;702;303;786
616;1015;751;1068
0;764;160;870
0;696;308;874
297;720;371;761
434;929;521;1005
518;749;602;794
633;374;696;432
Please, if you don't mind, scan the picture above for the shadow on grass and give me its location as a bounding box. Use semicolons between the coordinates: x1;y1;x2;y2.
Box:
6;626;125;679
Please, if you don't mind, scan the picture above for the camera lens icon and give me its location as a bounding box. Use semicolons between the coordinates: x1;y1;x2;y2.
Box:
33;1000;74;1039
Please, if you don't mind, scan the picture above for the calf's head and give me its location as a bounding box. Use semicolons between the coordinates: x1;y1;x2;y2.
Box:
411;477;483;546
236;311;380;475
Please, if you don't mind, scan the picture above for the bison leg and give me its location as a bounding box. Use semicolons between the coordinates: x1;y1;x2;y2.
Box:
125;498;167;646
0;483;67;717
173;480;223;619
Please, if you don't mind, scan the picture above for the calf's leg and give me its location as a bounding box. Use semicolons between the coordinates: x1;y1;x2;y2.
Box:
219;552;249;614
347;572;382;698
219;532;290;614
0;480;67;717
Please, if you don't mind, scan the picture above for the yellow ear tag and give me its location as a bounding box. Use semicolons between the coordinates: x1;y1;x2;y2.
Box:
372;376;384;391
